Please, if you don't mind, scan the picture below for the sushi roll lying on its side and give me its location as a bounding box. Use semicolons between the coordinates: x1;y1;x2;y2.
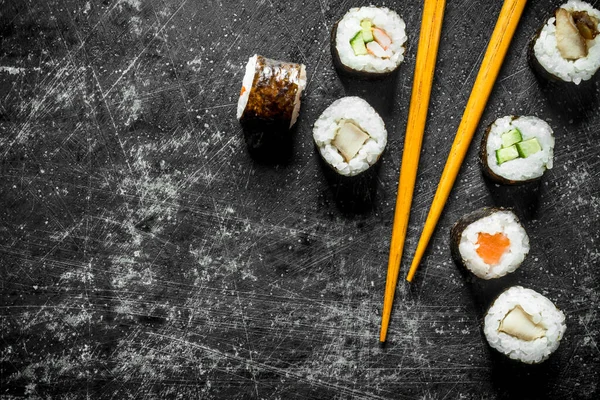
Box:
480;116;555;185
332;6;407;77
237;54;307;130
450;207;530;280
484;286;567;364
313;97;387;177
530;0;600;84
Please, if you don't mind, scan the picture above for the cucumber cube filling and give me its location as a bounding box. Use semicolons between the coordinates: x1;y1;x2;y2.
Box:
500;128;523;148
350;20;392;57
361;20;374;43
350;32;368;56
496;145;519;165
495;127;542;165
516;138;542;158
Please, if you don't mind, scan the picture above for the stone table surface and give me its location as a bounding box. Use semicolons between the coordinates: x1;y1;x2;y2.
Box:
1;0;599;399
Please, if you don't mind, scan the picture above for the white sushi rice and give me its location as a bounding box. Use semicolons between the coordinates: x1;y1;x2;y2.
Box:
458;210;530;279
313;97;387;177
533;0;600;84
484;286;567;364
335;6;407;74
485;116;554;182
236;55;258;120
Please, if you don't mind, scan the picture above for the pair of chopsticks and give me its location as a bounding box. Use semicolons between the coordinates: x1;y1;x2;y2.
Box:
380;0;528;343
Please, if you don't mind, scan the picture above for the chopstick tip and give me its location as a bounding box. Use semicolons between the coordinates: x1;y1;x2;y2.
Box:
379;329;387;343
406;267;416;282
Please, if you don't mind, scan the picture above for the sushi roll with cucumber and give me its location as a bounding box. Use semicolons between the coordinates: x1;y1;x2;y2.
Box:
484;286;567;364
237;54;307;130
313;97;387;177
529;1;600;84
332;6;407;77
450;207;530;280
480;116;555;185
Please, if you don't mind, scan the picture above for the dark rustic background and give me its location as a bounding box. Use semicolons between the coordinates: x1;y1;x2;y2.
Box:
1;0;598;398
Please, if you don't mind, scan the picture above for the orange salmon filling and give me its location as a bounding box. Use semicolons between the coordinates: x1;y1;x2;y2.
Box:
476;232;510;265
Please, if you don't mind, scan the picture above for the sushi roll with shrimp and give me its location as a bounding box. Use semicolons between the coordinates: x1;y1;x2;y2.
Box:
479;116;555;185
450;208;530;280
313;96;387;177
529;1;600;84
332;6;407;77
484;286;567;364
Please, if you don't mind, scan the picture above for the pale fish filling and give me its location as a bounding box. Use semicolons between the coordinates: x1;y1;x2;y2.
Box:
499;305;547;341
331;120;370;162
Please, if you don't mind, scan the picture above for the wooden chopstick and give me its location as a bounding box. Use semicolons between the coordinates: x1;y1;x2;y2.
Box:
406;0;528;283
380;0;446;343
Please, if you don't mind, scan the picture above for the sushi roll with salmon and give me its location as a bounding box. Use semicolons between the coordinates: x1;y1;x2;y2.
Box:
332;6;407;77
479;116;555;185
313;96;387;177
529;1;600;84
450;208;530;280
484;286;567;364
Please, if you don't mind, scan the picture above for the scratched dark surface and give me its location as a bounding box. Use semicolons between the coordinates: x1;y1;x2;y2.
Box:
1;0;599;398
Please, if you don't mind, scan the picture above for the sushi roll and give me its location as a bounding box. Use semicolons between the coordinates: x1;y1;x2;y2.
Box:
479;116;555;185
313;97;387;177
450;207;530;280
529;1;600;84
237;54;307;130
332;6;407;77
484;286;567;364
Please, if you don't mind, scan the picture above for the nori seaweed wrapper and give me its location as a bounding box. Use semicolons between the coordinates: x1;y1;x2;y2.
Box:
314;141;383;214
239;55;304;131
527;20;563;84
